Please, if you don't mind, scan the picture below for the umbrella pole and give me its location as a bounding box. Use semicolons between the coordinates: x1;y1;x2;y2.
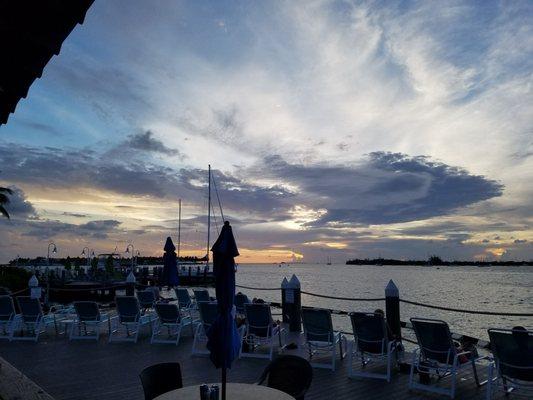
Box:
222;367;227;400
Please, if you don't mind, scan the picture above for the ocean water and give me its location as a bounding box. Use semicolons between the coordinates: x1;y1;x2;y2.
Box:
231;263;533;341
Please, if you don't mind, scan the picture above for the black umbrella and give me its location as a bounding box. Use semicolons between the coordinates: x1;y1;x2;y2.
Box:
162;237;179;287
206;221;240;400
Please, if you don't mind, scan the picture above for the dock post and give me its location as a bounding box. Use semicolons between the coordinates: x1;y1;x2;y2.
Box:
385;280;401;341
126;271;136;296
28;274;41;299
283;274;301;332
281;277;289;323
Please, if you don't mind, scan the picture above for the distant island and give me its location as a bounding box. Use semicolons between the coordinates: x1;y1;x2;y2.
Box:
346;255;533;266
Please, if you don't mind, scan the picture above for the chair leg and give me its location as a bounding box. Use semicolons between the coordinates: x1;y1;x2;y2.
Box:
331;341;336;371
450;366;457;399
386;348;392;383
472;359;481;386
486;364;493;400
347;341;354;376
408;352;416;389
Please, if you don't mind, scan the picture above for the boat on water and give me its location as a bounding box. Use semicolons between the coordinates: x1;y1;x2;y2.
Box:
326;256;332;265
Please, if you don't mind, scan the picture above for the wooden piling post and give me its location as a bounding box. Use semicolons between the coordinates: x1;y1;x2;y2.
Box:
385;279;401;341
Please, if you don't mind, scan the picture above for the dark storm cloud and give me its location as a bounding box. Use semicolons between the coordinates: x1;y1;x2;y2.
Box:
260;152;504;225
23;219;121;240
0;186;37;219
177;167;294;219
124;130;180;156
0;142;504;228
0;142;294;220
0;143;180;197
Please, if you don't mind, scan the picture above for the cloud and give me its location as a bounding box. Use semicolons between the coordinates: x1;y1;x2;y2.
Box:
124;130;180;156
256;152;503;225
1;186;37;219
62;212;87;218
23;219;121;240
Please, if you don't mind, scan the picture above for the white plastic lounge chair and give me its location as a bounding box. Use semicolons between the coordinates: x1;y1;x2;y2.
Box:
12;296;56;342
70;301;112;341
348;312;398;382
409;317;486;399
0;295;20;341
486;328;533;399
150;303;191;345
235;293;250;315
108;296;156;343
242;303;284;360
137;290;156;314
192;288;210;304
192;301;218;355
301;307;346;370
174;288;199;334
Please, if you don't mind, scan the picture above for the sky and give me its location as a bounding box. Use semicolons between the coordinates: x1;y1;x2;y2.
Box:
0;0;532;263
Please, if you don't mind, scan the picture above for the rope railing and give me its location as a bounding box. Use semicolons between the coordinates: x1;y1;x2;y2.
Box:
400;298;533;317
235;284;279;291
301;290;385;302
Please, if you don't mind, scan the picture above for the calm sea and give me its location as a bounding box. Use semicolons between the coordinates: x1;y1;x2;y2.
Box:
231;263;532;341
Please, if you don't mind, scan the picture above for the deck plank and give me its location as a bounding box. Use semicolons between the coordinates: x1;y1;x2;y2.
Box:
0;324;508;400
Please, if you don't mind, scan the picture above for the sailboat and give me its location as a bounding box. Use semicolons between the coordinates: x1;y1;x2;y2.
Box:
176;165;223;281
326;256;332;266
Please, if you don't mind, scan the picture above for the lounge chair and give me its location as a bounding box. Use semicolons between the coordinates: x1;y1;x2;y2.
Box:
70;301;112;341
301;307;346;370
174;287;194;310
12;297;56;342
137;290;156;314
192;301;218;355
409;317;485;398
150;303;190;345
109;296;156;343
486;328;533;399
242;303;284;360
192;288;210;303
0;295;20;341
257;355;313;400
235;292;250;315
347;312;398;382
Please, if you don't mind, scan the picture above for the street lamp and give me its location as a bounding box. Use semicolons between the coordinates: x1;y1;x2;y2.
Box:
136;250;141;267
81;247;90;266
47;242;57;265
125;244;134;270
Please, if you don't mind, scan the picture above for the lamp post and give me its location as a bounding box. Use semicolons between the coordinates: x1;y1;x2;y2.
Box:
125;244;134;270
47;242;57;265
136;250;141;267
81;247;90;266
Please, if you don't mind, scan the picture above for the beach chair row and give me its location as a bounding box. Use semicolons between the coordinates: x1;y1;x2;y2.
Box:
1;294;530;399
297;307;532;399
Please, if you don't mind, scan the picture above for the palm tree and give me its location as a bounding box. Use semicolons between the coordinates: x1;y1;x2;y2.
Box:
0;187;13;219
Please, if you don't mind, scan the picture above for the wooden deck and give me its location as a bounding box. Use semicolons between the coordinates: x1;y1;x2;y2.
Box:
0;323;508;400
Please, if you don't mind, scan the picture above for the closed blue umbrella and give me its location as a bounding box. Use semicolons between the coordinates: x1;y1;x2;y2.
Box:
207;221;240;400
162;237;179;287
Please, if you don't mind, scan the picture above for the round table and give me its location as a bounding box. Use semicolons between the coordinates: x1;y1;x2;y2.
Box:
154;383;294;400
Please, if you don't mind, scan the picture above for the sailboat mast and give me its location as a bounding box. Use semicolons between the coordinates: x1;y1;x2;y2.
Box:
206;165;211;266
177;198;181;260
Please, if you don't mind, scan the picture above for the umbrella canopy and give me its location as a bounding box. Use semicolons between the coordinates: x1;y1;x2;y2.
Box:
207;221;241;372
162;237;179;287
